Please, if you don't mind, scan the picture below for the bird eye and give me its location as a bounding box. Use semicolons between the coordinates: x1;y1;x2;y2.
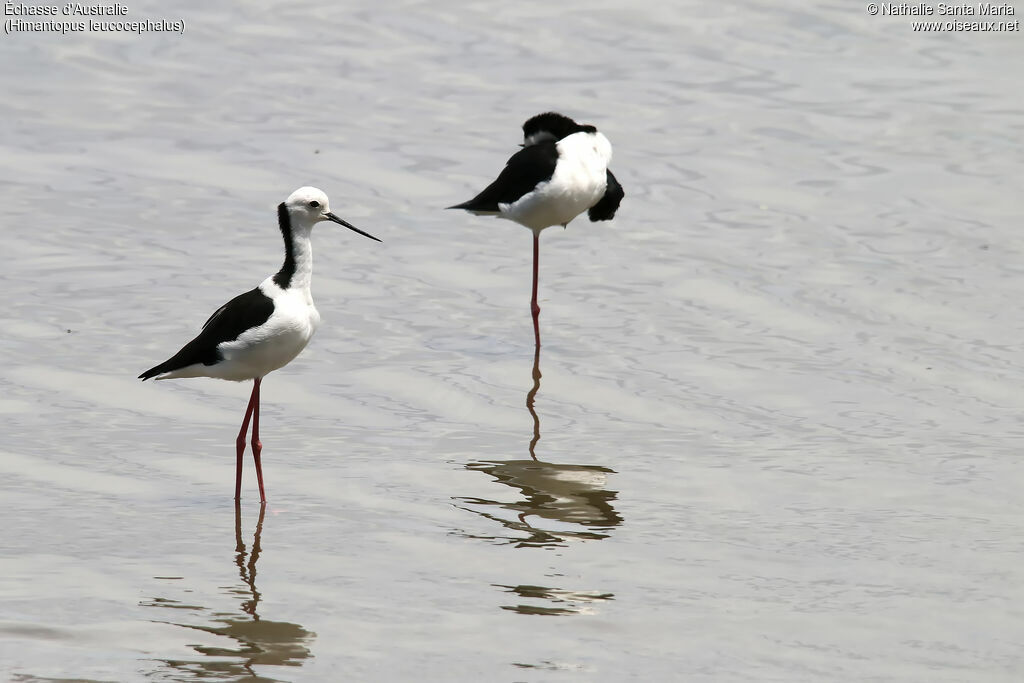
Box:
309;200;320;208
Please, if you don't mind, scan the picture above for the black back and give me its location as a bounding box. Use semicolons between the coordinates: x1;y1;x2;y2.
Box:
588;169;625;222
138;287;275;380
448;143;560;212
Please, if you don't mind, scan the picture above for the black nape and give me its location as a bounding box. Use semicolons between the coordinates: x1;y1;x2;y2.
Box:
272;202;295;289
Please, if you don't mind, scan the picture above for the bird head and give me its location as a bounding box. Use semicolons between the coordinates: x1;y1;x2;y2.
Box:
521;112;597;147
282;186;380;242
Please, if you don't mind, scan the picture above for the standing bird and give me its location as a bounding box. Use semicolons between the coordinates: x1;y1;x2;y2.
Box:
139;187;381;502
448;112;624;347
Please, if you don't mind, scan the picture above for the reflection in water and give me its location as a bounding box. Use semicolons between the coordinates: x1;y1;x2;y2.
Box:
527;346;542;459
496;584;614;616
457;346;623;547
143;503;315;680
455;347;622;614
457;458;622;548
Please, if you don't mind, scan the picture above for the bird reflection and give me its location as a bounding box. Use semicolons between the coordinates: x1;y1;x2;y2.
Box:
143;503;315;680
495;584;614;616
455;347;622;548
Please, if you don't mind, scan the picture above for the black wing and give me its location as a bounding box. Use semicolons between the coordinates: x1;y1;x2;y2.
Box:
588;169;624;222
447;143;559;213
138;287;274;380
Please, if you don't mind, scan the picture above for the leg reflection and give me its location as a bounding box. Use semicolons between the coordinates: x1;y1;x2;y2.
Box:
143;503;315;678
454;347;623;548
526;345;542;461
234;500;265;619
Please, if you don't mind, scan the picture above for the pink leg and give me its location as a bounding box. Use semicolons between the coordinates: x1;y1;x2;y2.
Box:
235;380;259;500
531;230;541;349
250;377;266;503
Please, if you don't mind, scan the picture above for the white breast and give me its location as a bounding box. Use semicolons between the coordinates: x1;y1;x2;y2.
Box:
501;131;611;231
214;283;320;381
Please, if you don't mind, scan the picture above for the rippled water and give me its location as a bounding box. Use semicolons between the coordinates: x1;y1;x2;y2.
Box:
2;0;1024;680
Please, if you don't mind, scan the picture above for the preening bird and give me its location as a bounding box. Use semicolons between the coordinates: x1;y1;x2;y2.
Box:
448;112;624;347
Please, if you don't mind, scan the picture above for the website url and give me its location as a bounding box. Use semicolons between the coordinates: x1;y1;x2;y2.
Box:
912;18;1021;29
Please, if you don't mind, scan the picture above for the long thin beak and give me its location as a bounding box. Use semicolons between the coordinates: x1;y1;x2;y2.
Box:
324;212;381;242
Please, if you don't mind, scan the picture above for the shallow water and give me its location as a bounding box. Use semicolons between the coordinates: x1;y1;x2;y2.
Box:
2;0;1024;680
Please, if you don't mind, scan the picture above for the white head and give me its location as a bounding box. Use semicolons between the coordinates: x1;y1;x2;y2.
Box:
281;186;380;241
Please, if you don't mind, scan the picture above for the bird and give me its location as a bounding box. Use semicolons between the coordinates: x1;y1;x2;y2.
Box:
448;112;624;347
139;186;381;502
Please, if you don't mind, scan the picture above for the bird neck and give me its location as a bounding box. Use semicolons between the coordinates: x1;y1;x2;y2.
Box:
272;203;314;291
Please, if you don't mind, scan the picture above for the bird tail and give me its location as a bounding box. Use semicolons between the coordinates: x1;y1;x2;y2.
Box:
447;198;501;214
446;201;499;217
138;361;173;381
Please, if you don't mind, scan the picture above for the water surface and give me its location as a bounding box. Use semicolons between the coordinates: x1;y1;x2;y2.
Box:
2;0;1024;680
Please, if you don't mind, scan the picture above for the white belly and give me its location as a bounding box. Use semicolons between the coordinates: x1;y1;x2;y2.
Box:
214;290;320;381
501;131;611;231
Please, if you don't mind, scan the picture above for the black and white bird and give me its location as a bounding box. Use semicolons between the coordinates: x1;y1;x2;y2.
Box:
448;112;624;347
139;186;380;502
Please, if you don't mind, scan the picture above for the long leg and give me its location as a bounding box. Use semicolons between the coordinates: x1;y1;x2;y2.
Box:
531;230;541;349
235;380;260;500
250;377;266;502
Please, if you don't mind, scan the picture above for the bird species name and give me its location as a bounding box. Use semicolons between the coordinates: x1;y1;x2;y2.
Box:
3;2;127;15
6;16;183;32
